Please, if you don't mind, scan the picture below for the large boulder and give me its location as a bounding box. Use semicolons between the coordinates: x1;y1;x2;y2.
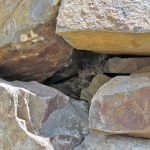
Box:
75;134;150;150
11;80;89;150
89;75;150;138
0;79;54;150
103;57;150;74
56;0;150;54
0;0;72;81
12;80;69;133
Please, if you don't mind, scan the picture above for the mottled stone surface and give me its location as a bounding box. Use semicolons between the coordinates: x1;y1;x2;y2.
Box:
0;0;60;47
0;0;72;81
41;99;89;150
133;65;150;74
80;74;111;102
0;20;72;81
11;80;89;150
104;57;150;74
0;80;53;150
12;80;69;133
75;134;150;150
89;75;150;138
57;0;150;54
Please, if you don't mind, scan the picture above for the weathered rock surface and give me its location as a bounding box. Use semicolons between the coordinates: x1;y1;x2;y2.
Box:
104;57;150;74
42;99;89;150
0;0;60;47
133;65;150;74
0;79;53;150
0;0;72;81
57;0;150;54
12;80;69;133
75;134;150;150
80;74;111;102
89;75;150;138
7;80;89;150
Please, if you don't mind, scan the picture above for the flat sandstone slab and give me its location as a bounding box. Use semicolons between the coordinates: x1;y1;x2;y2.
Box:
57;0;150;54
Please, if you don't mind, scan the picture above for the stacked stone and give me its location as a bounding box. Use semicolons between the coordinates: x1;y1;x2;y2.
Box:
1;0;150;150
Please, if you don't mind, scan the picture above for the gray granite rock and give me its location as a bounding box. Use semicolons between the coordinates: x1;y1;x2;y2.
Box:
41;99;89;150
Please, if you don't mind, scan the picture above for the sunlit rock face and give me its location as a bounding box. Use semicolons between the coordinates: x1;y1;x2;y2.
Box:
0;0;73;81
56;0;150;54
89;75;150;138
0;79;54;150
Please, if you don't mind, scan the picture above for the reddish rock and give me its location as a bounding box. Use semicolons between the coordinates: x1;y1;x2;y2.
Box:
0;20;72;81
103;57;150;74
133;65;150;74
89;75;150;138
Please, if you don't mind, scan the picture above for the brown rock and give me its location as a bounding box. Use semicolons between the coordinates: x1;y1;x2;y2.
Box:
103;57;150;74
133;65;150;74
89;75;150;138
0;20;72;81
80;74;111;102
75;134;150;150
0;0;72;81
0;0;61;47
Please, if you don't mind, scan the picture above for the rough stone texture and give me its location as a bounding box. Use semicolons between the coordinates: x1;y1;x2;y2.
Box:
42;99;89;150
0;0;72;81
89;75;150;138
0;79;54;150
57;0;150;54
0;0;60;47
103;57;150;74
12;80;69;133
133;65;150;74
80;74;111;102
75;134;150;150
11;80;89;150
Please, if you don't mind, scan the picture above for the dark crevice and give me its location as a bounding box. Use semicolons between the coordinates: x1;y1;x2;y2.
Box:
44;73;78;85
104;73;130;78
